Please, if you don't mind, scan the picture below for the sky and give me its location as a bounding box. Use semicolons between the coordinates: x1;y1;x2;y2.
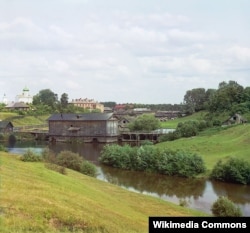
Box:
0;0;250;104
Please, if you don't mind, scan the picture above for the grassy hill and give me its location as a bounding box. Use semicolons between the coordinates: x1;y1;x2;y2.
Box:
0;152;207;233
0;112;49;127
156;123;250;171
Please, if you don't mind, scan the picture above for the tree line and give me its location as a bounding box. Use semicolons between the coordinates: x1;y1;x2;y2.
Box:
183;80;250;114
1;80;248;115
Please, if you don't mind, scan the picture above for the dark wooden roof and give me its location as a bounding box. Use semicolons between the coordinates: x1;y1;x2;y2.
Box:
0;121;14;128
5;102;29;108
47;113;114;121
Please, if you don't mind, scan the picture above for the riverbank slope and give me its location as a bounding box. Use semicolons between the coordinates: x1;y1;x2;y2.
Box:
156;124;250;171
0;152;207;233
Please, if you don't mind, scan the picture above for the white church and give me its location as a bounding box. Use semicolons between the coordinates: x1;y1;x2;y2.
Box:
15;86;33;104
2;87;33;105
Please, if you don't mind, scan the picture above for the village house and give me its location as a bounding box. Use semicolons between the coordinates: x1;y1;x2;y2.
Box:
0;121;14;134
5;102;30;111
154;111;181;121
69;98;104;112
47;113;118;143
222;113;247;126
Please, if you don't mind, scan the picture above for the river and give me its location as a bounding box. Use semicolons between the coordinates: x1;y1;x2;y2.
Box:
5;140;250;216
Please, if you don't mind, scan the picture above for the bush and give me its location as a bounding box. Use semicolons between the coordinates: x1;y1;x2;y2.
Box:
157;150;206;177
56;150;83;172
99;145;206;177
41;148;57;163
0;144;7;152
176;121;199;138
80;161;98;177
211;196;242;217
54;150;97;177
45;163;67;175
210;158;250;184
20;149;42;162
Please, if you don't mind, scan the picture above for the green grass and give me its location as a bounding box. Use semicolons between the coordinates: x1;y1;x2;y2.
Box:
0;112;49;127
156;124;250;171
160;111;210;129
0;112;18;120
0;153;207;233
11;115;49;126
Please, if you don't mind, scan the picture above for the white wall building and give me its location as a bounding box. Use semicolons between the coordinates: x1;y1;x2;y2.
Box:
15;87;33;104
2;94;8;105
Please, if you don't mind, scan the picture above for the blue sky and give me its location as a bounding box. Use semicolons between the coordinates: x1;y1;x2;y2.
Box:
0;0;249;104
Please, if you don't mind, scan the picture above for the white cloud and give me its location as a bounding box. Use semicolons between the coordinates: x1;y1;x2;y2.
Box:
227;45;250;62
0;0;249;104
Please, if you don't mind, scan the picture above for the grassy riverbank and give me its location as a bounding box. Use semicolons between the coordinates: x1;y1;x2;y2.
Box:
156;123;250;171
0;152;207;233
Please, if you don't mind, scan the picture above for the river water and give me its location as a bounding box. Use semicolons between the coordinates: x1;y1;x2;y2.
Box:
5;141;250;216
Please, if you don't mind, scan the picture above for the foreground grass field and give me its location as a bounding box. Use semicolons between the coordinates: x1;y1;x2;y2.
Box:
0;153;206;233
156;123;250;171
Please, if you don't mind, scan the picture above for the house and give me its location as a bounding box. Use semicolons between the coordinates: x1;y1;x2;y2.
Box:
133;108;152;115
117;116;136;132
103;107;113;113
0;121;14;134
5;102;30;111
155;111;181;121
69;98;104;112
222;113;248;126
47;113;119;143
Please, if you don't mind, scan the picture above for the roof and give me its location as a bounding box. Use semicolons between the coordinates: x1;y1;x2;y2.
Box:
47;113;115;121
0;121;14;128
5;102;29;108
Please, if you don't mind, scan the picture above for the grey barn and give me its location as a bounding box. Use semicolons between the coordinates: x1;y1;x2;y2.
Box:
47;113;119;143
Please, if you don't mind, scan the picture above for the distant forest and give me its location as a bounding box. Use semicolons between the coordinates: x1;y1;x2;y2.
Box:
102;80;250;115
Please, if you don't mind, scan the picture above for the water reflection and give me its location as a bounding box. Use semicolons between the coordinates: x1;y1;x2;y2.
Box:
211;180;250;204
4;141;250;216
99;165;206;199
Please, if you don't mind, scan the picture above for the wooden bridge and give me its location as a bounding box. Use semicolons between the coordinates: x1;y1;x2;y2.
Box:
119;129;175;143
12;125;174;143
13;125;49;140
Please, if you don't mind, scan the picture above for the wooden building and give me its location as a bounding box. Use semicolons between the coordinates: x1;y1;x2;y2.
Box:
222;113;247;126
0;121;14;133
47;113;118;143
5;102;30;111
154;111;181;121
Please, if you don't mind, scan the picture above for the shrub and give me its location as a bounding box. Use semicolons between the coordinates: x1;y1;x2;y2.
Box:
20;149;42;162
41;148;57;163
80;161;97;177
176;121;199;138
211;196;242;217
157;150;206;177
135;145;160;172
100;144;133;169
45;163;67;175
55;151;83;172
55;150;97;177
213;119;221;126
210;158;250;184
0;144;7;152
99;145;206;177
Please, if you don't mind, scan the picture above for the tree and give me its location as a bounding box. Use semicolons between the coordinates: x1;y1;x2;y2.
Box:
128;114;160;132
208;81;244;112
33;89;58;110
60;93;69;108
184;88;206;113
